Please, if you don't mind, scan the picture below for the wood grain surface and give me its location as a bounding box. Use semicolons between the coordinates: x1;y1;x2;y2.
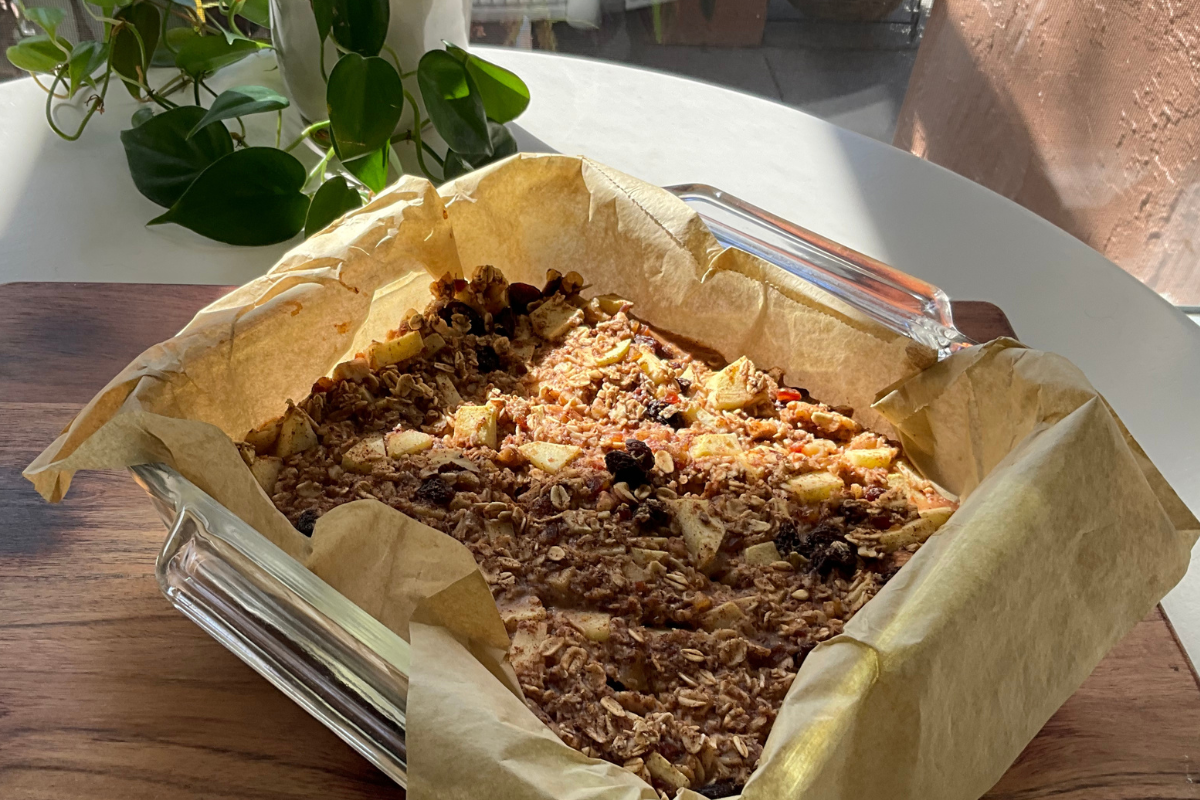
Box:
1;284;1196;800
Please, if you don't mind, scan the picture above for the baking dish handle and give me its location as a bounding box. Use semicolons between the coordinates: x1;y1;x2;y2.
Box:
131;462;412;787
667;183;974;358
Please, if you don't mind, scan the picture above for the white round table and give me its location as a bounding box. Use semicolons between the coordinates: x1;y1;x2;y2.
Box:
2;47;1198;657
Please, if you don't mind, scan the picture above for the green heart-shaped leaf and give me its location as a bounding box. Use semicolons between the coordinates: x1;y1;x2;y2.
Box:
120;105;234;208
174;34;264;78
446;44;530;124
329;0;388;56
327;53;403;161
305;175;363;237
68;40;109;95
131;105;156;127
342;146;388;193
24;6;65;40
309;0;332;43
112;3;161;98
6;34;67;74
150;147;309;246
237;0;270;27
188;85;289;138
418;49;489;156
443;121;517;179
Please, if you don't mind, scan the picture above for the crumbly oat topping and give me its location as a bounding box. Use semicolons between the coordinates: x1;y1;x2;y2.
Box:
238;265;955;798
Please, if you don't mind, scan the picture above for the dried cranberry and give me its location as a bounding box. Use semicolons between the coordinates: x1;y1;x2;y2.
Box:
777;387;804;403
604;450;646;487
415;477;455;505
476;345;500;373
437;301;485;335
294;509;318;537
625;439;654;471
697;781;744;799
508;283;541;314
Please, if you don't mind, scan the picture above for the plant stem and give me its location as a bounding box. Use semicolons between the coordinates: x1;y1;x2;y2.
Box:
194;78;201;104
401;89;440;181
303;146;335;192
382;44;403;74
318;39;328;82
421;140;445;168
31;74;69;98
275;110;282;148
284;119;330;152
43;61;112;142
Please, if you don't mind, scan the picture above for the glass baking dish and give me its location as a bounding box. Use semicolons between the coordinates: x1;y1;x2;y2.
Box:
133;186;974;789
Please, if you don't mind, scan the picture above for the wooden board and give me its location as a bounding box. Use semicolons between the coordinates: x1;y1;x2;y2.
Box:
0;284;1196;800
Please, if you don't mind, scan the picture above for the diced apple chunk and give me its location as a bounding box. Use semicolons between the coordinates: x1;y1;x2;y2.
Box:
690;433;741;458
645;752;690;792
786;471;844;503
529;295;584;341
637;349;670;385
498;596;546;628
701;600;746;631
435;373;463;408
563;610;612;642
342;435;386;474
594;294;630;315
422;332;446;356
453;403;499;449
365;331;423;370
518;441;581;473
918;506;954;529
672;499;726;572
509;621;548;668
385;429;433;457
594;339;631;367
631;547;669;566
706;356;766;411
332;357;370;383
249;456;283;494
743;541;782;566
275;406;318;457
879;515;943;552
844;447;897;469
244;420;280;454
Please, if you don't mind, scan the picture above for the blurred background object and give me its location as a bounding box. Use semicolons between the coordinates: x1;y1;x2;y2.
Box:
5;0;1196;306
893;0;1200;306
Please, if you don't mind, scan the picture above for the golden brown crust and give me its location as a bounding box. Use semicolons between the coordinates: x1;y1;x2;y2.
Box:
242;266;955;797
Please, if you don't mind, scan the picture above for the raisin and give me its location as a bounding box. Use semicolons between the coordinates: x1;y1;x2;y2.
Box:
864;486;885;501
437;301;485;335
508;282;541;314
774;520;802;554
634;334;661;357
697;781;744;799
605;675;627;692
476;345;500;373
676;377;693;394
831;404;855;418
415;477;455;505
294;509;318;537
632;498;671;528
625;439;654;471
492;307;516;338
645;399;685;428
604;450;646;487
541;271;564;298
814;539;856;576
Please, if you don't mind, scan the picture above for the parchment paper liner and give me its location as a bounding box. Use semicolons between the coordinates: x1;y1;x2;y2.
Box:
24;154;1197;800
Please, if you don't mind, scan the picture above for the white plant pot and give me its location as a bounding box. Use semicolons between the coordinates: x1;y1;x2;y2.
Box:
269;0;472;126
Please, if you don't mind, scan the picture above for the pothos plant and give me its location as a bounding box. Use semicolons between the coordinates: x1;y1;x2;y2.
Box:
5;0;530;245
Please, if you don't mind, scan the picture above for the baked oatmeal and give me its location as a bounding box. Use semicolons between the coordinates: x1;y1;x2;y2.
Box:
237;265;956;798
